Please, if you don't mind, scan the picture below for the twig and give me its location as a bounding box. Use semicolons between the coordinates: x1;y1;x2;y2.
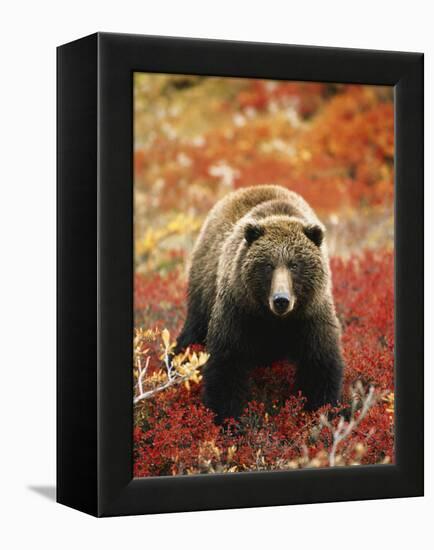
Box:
136;355;150;397
321;385;376;467
133;328;208;404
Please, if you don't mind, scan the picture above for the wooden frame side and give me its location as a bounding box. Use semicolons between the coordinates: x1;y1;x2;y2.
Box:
57;33;99;516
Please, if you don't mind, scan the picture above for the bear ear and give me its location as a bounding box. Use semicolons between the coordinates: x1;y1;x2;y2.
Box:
303;224;324;247
244;222;265;245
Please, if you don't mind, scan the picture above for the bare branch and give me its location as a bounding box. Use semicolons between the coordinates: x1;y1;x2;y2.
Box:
136;355;150;398
133;328;209;404
321;385;376;467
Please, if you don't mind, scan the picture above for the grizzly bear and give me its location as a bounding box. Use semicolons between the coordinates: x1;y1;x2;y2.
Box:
176;185;344;424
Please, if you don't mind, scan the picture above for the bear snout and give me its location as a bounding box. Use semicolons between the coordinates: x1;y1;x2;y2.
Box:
273;293;289;312
271;292;295;316
269;266;295;316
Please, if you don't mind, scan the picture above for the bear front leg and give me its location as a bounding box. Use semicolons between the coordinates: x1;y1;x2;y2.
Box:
175;292;209;354
295;315;344;410
175;314;207;354
203;292;252;424
202;356;249;425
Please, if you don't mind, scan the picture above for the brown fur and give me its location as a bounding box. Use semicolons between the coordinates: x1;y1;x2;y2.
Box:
177;185;344;423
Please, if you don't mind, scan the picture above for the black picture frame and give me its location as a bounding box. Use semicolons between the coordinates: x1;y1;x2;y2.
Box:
57;32;424;517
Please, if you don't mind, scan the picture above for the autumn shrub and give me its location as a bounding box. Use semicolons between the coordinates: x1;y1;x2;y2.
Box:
133;250;394;476
134;82;393;221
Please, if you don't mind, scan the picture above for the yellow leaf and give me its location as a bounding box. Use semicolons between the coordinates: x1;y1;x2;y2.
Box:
161;328;170;349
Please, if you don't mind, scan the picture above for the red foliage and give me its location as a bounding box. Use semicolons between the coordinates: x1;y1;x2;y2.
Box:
134;269;186;331
133;250;394;476
134;84;393;216
134;387;220;477
236;80;328;117
332;250;394;393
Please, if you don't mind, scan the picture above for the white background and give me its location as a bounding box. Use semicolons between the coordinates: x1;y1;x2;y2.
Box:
0;0;431;547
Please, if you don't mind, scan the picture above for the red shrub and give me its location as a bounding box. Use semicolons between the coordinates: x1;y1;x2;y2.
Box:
134;84;394;217
332;250;394;392
134;250;394;476
134;269;187;332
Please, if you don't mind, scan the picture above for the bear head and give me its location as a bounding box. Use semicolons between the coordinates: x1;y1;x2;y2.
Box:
241;215;327;317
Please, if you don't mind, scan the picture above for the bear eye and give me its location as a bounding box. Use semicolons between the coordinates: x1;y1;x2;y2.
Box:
264;263;274;273
288;261;298;270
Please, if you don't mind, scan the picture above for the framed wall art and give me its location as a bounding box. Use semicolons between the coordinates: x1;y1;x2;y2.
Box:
57;32;423;516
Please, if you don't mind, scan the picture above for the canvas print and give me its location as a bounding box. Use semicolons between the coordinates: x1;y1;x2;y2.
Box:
133;75;394;477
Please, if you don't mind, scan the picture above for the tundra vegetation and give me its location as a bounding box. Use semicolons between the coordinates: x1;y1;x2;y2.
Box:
133;75;394;477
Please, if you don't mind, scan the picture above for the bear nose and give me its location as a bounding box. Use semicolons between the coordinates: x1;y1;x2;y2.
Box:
273;293;290;314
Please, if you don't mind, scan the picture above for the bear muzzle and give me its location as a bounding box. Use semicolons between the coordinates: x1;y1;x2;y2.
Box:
269;266;296;316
